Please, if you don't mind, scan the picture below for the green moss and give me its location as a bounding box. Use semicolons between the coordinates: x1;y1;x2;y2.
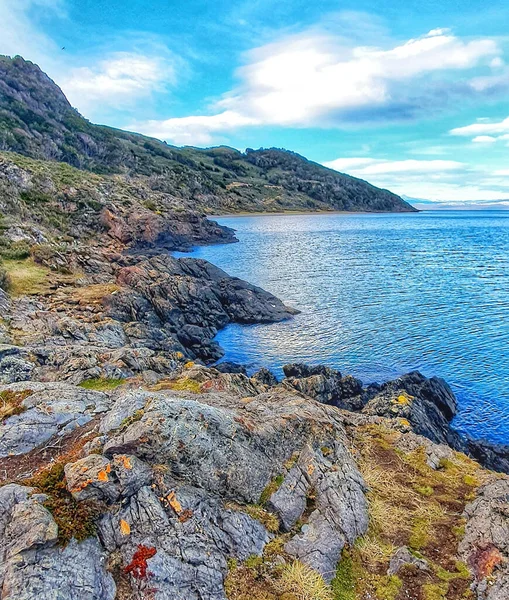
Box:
0;240;31;260
414;484;434;497
409;516;430;550
422;582;448;600
78;377;125;391
119;409;144;430
2;258;50;296
260;473;285;505
331;549;356;600
375;575;402;600
226;501;279;533
463;474;479;487
164;378;202;393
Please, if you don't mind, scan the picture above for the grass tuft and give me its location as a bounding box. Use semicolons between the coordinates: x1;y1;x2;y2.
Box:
78;377;125;391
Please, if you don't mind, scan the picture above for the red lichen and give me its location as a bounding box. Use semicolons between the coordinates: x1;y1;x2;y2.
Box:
124;544;157;579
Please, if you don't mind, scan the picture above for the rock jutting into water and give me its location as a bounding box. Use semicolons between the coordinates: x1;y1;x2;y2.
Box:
1;54;509;600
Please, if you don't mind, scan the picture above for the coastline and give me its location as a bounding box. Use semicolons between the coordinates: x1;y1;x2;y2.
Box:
207;208;421;218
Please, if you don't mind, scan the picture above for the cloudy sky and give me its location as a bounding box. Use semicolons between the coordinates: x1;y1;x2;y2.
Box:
1;0;509;204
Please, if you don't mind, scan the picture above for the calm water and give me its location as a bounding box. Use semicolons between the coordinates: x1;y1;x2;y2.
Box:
177;211;509;444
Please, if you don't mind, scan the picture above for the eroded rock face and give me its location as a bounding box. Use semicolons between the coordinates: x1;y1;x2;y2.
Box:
0;382;111;457
460;478;509;600
362;370;461;447
0;484;115;600
282;364;365;411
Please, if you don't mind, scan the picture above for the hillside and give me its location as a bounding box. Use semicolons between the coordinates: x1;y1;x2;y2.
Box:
0;55;415;214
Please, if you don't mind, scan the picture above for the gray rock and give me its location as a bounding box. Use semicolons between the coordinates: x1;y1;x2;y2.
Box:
98;483;268;600
267;464;309;531
0;484;115;600
387;546;429;575
0;382;111;457
0;345;34;383
284;444;368;581
460;478;509;599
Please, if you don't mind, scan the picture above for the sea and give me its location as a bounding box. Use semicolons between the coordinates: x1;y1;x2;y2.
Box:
175;210;509;444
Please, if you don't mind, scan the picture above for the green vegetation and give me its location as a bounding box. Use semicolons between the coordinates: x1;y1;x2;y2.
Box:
78;378;125;391
25;462;102;546
0;56;414;215
259;473;285;505
1;258;51;296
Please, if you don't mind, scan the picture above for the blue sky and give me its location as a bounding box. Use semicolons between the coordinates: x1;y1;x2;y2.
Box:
1;0;509;204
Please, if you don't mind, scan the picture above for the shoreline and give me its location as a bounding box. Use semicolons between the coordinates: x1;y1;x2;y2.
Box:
207;208;420;218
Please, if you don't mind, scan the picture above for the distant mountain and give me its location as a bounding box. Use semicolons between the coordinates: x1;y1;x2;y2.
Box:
0;55;415;214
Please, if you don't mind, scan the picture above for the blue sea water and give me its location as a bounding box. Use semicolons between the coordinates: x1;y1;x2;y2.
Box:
176;211;509;444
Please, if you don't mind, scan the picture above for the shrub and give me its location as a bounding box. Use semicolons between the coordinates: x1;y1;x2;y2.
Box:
0;264;9;290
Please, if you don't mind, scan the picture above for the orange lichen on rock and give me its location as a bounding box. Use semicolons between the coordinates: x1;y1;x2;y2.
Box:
117;455;132;470
124;545;157;579
469;544;504;580
97;463;112;482
120;519;131;536
167;491;182;514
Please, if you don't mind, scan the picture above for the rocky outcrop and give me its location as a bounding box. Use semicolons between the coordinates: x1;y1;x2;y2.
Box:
0;381;369;598
282;363;365;411
0;382;110;457
107;255;298;361
460;478;509;599
0;484;115;600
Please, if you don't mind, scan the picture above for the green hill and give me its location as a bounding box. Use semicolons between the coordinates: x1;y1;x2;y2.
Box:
0;55;415;214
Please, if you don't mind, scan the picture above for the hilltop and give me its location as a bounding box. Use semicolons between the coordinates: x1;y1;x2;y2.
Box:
0;55;415;215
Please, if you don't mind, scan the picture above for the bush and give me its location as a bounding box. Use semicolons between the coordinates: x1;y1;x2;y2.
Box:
0;240;30;260
0;264;9;290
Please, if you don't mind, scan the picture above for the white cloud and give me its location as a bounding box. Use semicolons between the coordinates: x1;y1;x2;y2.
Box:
323;157;509;203
132;27;502;144
472;135;498;143
61;53;176;113
127;111;258;145
324;158;465;175
450;116;509;142
0;0;182;119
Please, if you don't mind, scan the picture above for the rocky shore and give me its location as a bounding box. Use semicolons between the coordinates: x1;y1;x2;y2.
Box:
0;54;508;600
1;192;509;600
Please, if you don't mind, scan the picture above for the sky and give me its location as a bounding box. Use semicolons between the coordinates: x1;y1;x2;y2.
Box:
1;0;508;205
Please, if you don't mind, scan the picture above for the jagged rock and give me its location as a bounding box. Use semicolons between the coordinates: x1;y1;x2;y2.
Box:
214;361;247;375
282;363;365;411
460;478;509;599
466;439;509;475
387;546;430;575
99;483;268;600
0;382;111;457
0;484;115;600
283;444;368;581
107;255;298;362
0;345;34;383
362;371;461;447
252;367;279;387
267;464;310;532
65;455;120;503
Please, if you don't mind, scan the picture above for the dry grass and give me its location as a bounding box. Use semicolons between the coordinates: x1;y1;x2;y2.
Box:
340;423;486;599
2;258;51;296
277;561;333;600
73;283;120;304
0;389;32;421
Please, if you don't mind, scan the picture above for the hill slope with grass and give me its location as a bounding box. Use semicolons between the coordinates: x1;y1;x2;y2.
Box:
0;55;415;214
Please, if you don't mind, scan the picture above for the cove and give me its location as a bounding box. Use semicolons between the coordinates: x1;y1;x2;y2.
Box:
175;210;509;444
